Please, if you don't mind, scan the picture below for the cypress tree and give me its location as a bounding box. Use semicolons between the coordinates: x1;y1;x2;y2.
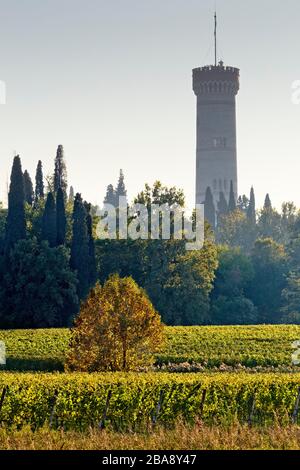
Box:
228;180;236;213
35;160;44;201
264;194;272;210
84;202;97;287
115;169;127;206
204;186;216;229
237;195;249;213
56;187;66;246
103;184;116;207
247;186;256;224
23;170;34;206
54;145;67;195
70;193;90;300
68;186;74;204
42;193;57;248
217;191;228;217
5;155;26;251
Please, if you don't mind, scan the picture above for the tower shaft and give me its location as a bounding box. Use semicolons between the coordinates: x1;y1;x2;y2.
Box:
193;64;240;210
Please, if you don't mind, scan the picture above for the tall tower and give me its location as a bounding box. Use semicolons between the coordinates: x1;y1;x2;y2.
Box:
193;14;240;216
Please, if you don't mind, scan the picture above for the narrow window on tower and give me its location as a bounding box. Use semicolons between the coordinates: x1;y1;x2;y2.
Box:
213;137;227;148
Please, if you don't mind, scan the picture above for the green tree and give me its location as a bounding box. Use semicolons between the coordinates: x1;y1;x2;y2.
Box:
237;195;249;214
281;272;300;324
217;209;249;251
66;275;164;371
257;202;281;241
211;296;257;325
56;187;66;246
68;186;74;204
85;202;97;287
115;169;127;205
228;180;236;213
247;238;289;323
160;239;218;325
23;170;34;206
103;184;116;207
135;181;185;208
70;193;90;300
210;246;257;325
42;193;57;248
54;145;67;195
217;191;228;221
247;186;256;225
0;238;78;328
204;186;215;229
264;194;272;209
35;160;44;202
5;155;26;252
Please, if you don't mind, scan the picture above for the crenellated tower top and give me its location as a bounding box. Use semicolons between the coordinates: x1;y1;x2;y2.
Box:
193;62;240;97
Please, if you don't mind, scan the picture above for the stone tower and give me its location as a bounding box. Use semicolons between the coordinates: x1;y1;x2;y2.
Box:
193;62;240;212
193;14;240;222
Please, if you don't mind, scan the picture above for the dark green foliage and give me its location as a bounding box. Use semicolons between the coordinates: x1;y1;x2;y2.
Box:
204;187;215;229
211;246;257;324
84;202;97;287
103;184;116;207
217;191;228;223
135;181;185;208
56;187;66;246
35;160;44;202
70;194;90;300
0;238;78;328
247;187;256;225
247;238;289;323
54;145;67;195
281;273;300;324
211;296;258;325
42;193;57;248
5;155;26;252
68;186;74;204
237;195;249;214
23;170;34;206
264;194;272;209
115;169;127;204
228;180;236;213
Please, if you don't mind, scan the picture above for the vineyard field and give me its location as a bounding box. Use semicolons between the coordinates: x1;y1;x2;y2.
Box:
1;325;300;371
0;372;300;430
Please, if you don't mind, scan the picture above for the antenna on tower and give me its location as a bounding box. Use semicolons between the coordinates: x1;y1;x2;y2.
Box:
214;10;217;66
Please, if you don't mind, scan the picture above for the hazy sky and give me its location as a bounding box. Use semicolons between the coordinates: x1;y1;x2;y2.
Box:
0;0;299;210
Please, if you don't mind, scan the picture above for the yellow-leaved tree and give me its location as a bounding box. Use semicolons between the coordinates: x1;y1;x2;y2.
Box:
66;274;164;371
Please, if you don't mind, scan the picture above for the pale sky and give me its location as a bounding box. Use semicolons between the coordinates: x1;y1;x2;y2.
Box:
0;0;299;211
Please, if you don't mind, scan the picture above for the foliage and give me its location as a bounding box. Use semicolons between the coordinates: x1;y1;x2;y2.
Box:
70;193;90;300
53;145;67;195
247;238;289;323
66;275;164;371
0;239;78;328
56;187;66;246
41;193;56;247
204;186;215;229
23;170;34;206
2;324;300;371
1;372;300;430
5;155;26;251
35;160;44;202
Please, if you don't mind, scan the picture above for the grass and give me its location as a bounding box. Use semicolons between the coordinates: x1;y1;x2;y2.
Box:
1;325;300;370
1;422;300;450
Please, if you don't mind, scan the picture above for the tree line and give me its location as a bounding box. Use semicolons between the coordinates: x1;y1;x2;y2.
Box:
0;151;300;328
